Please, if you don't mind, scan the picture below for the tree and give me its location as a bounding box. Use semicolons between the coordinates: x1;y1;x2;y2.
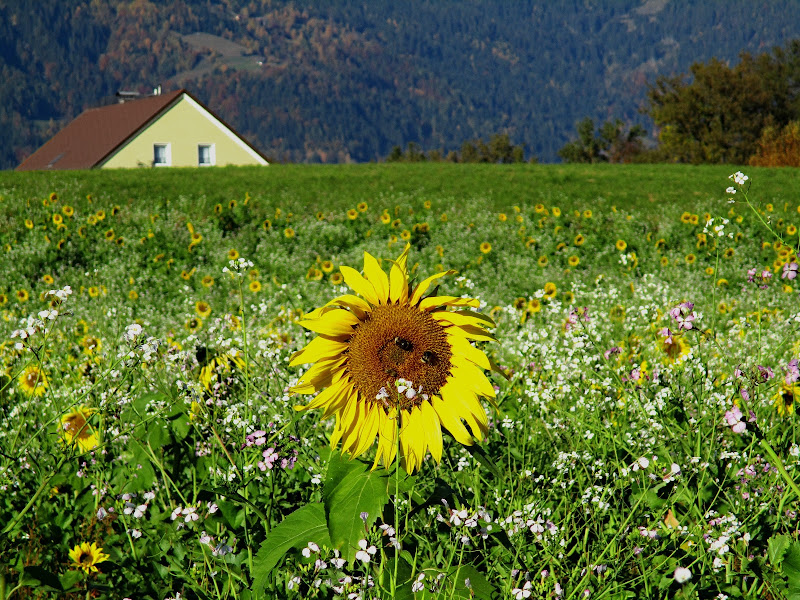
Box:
646;42;800;164
558;118;645;163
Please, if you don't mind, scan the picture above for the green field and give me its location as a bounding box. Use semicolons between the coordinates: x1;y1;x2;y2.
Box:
2;164;800;599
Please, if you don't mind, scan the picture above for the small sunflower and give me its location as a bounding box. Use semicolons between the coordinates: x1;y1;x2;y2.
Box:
357;202;369;213
347;209;358;220
381;212;391;225
16;289;29;303
24;219;34;229
574;234;585;246
773;382;799;417
616;240;627;252
80;336;102;356
18;365;48;396
527;298;541;314
284;227;295;239
186;317;203;332
104;229;114;241
60;406;99;452
201;275;214;288
195;301;212;318
568;255;579;267
552;207;561;217
228;249;240;261
660;335;690;364
582;209;592;219
291;244;496;473
537;256;548;267
543;282;557;299
69;542;109;573
685;254;696;264
249;280;262;293
42;274;54;285
498;213;508;222
479;242;492;254
330;272;344;285
321;260;335;273
263;219;272;230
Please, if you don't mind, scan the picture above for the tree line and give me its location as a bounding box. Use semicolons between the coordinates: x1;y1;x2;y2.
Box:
559;39;800;165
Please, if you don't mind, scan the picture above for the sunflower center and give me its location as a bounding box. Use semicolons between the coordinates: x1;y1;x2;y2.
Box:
346;304;452;409
79;552;93;564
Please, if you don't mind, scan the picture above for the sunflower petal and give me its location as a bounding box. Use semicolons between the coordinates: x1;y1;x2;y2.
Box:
340;265;381;306
363;252;390;304
419;295;480;311
298;309;359;337
374;409;398;469
352;404;380;457
440;383;488;441
445;324;498;342
295;376;348;411
430;394;473;446
410;270;456;305
448;334;491;370
290;356;346;394
450;361;496;398
389;244;411;304
289;335;347;366
420;401;443;463
432;310;493;329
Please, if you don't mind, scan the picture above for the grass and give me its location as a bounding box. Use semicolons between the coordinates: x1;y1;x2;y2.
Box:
1;163;800;599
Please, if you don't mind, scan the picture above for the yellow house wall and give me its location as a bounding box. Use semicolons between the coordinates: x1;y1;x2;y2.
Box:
101;96;266;168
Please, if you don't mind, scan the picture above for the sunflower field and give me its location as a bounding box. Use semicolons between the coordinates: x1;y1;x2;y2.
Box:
2;164;800;599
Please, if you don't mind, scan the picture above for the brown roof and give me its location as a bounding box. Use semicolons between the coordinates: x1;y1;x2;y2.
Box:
18;89;188;170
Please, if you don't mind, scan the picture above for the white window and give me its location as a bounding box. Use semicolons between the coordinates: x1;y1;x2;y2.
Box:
198;144;215;166
153;143;171;166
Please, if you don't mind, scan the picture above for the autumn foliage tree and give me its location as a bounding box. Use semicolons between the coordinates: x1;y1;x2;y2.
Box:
646;40;800;164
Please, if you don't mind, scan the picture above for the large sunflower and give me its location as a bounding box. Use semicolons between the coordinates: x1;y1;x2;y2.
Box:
291;244;496;473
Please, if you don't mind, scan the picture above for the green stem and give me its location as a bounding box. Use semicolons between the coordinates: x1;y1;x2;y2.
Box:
1;455;68;538
760;438;800;501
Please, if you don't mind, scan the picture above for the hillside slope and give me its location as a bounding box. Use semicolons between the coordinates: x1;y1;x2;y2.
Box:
4;0;800;168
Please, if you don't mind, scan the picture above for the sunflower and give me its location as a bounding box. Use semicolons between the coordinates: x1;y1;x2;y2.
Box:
347;209;359;220
42;274;54;285
574;234;585;246
249;280;262;293
290;244;496;473
69;542;109;573
616;239;627;252
330;272;344;285
660;335;690;364
284;227;295;238
480;242;492;254
582;209;592;219
773;382;800;417
186;317;203;332
685;254;696;265
228;249;240;261
552;207;561;217
263;219;272;230
60;406;99;452
24;219;34;229
16;289;29;302
705;267;715;276
537;256;548;267
199;351;246;391
400;230;411;241
357;202;369;213
321;260;335;273
201;275;214;288
81;335;102;356
788;224;798;236
568;255;579;267
527;298;541;314
18;365;48;396
543;282;557;299
195;301;212;318
498;213;507;222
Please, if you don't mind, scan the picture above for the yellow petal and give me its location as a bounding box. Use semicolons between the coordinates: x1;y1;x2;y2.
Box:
305;294;371;320
448;334;491;370
430;394;473;446
432;310;493;329
373;409;398;469
399;409;422;473
419;295;480;311
363;252;390;304
320;382;354;419
340;400;367;454
410;270;456;305
298;309;359;337
340;266;381;306
389;244;411;304
289;335;347;366
450;361;496;398
295;376;349;411
440;382;488;441
445;324;497;343
420;401;442;463
290;355;346;394
352;404;380;457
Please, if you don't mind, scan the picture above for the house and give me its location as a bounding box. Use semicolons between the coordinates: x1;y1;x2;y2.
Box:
17;89;269;170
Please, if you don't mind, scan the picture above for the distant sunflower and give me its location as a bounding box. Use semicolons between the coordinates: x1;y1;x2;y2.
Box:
774;382;800;417
60;406;99;452
19;365;48;396
480;242;492;254
195;301;212;318
291;244;496;473
249;280;262;293
228;249;240;261
616;239;627;252
69;542;109;573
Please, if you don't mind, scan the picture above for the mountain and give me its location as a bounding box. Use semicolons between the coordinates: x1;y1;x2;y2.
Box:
4;0;800;168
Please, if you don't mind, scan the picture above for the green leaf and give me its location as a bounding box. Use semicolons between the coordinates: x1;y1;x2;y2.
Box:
59;570;83;591
769;534;791;567
322;454;389;562
449;564;496;599
251;503;331;593
462;443;502;478
20;566;64;592
783;542;800;598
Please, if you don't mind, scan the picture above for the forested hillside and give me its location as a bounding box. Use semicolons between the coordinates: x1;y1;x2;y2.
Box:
5;0;800;168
